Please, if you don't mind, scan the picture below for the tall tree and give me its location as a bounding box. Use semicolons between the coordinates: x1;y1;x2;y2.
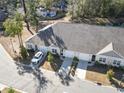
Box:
21;0;34;35
40;0;54;10
27;0;39;32
68;0;124;18
3;12;28;59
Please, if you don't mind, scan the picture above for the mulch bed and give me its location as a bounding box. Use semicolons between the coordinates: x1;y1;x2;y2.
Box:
41;55;63;72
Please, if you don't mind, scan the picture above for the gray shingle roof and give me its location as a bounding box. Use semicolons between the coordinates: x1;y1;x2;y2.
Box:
27;22;124;57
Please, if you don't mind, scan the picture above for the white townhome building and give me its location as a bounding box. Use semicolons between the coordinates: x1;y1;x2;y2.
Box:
25;22;124;67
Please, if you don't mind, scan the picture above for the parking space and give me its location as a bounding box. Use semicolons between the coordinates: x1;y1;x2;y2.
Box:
30;50;47;68
75;60;88;80
59;57;88;80
59;57;73;76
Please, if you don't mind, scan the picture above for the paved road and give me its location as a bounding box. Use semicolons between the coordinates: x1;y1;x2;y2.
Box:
0;44;122;93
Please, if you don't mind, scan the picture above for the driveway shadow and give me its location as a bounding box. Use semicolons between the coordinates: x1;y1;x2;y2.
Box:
15;62;52;93
15;62;33;75
57;71;74;86
32;68;53;93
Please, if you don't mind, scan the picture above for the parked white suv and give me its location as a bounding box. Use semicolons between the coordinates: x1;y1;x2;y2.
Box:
31;51;44;65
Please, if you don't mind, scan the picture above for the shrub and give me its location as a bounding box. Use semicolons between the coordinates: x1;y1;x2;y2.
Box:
95;61;100;65
73;56;79;62
20;46;28;59
119;66;124;71
106;69;114;80
8;87;15;93
47;52;54;63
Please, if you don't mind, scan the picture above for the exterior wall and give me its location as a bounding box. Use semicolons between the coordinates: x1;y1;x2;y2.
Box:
40;46;60;54
25;44;124;67
63;50;92;62
24;42;36;50
40;46;92;62
96;54;124;67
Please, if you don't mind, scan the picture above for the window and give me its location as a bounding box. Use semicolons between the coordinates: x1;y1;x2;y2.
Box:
99;58;102;61
99;57;106;62
27;44;32;49
113;60;121;66
117;61;121;65
60;52;63;55
113;60;117;64
52;49;57;53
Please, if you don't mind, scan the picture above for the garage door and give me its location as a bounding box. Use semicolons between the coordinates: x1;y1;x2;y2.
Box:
79;53;92;61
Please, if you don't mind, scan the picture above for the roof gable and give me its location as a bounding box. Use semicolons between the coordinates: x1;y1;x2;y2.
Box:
97;42;113;55
99;50;123;58
97;42;123;58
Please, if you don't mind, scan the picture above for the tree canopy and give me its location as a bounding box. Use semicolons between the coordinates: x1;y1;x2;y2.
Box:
3;12;23;37
3;12;23;46
69;0;124;18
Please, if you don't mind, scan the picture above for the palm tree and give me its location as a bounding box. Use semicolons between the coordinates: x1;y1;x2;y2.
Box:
3;12;28;59
3;12;23;47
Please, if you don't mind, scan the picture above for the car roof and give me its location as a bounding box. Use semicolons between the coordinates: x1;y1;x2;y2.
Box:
35;51;43;57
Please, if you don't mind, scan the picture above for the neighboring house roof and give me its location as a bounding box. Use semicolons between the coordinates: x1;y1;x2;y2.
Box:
26;22;124;58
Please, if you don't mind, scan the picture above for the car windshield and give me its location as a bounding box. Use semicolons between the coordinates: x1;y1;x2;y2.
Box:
33;53;42;59
33;56;39;59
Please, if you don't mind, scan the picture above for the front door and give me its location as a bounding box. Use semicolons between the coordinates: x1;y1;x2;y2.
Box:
91;55;96;61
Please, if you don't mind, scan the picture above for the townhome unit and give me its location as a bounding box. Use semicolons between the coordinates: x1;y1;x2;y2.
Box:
25;22;124;67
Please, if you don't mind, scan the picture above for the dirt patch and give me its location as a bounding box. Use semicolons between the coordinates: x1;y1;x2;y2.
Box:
0;23;35;58
42;61;54;71
0;22;49;58
86;64;110;86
